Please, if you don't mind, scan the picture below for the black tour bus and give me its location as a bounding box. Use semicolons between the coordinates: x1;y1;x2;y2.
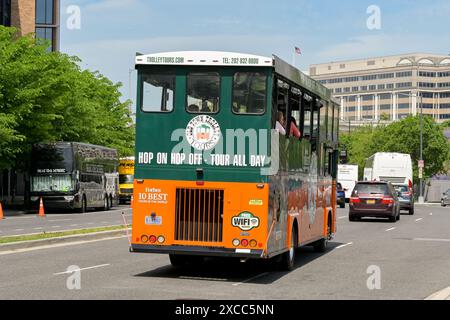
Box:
29;142;119;212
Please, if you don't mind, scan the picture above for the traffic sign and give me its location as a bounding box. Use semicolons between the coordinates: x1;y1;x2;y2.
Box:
418;167;423;179
418;160;424;168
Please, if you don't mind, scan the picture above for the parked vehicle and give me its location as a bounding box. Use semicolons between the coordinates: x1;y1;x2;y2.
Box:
442;189;450;207
349;181;400;222
393;184;414;215
29;142;119;212
338;164;358;200
364;153;413;187
119;157;135;204
337;183;346;208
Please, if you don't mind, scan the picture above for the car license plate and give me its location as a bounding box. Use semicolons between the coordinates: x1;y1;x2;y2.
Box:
367;200;376;204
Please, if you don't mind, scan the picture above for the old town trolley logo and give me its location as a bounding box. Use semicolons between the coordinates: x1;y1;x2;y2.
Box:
232;212;260;231
186;115;221;151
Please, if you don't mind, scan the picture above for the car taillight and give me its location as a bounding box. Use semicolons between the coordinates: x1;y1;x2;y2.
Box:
149;235;157;243
402;192;412;196
241;239;249;247
350;197;360;204
382;197;394;204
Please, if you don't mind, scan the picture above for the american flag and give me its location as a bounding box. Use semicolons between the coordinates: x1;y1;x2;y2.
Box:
295;46;302;54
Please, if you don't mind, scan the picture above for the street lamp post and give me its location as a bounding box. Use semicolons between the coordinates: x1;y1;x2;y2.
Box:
418;93;424;204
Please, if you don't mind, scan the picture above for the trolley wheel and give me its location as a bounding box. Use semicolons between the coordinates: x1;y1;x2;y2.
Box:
279;226;297;271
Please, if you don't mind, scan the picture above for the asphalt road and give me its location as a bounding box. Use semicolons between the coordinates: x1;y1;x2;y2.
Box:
0;204;449;300
0;206;132;237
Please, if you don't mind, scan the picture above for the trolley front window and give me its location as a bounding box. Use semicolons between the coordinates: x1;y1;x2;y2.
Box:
142;73;175;112
232;72;267;114
186;73;220;113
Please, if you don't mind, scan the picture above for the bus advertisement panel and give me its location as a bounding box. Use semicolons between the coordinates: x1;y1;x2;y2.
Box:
130;51;339;270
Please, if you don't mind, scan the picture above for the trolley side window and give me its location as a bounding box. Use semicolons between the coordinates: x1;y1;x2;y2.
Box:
232;72;267;115
142;73;175;112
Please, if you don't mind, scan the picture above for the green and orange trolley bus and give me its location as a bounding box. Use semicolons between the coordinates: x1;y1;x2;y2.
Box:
130;51;340;270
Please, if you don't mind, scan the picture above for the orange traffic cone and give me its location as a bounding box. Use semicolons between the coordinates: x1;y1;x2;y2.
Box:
38;197;46;217
0;202;4;220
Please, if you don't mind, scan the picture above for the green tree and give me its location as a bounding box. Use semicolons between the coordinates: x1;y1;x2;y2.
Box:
0;26;134;171
340;115;449;183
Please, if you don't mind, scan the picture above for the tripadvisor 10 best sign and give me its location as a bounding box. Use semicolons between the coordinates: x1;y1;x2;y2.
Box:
137;115;268;168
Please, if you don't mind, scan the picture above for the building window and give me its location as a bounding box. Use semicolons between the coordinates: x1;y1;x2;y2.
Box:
440;92;450;98
35;27;53;51
379;93;391;100
440;104;450;109
418;82;435;88
386;83;394;89
0;0;11;26
344;87;351;93
396;71;412;78
380;104;391;110
361;74;377;81
362;106;373;111
347;106;356;112
348;96;357;102
439;114;450;119
36;0;54;25
335;88;342;94
396;82;412;88
419;71;436;78
340;64;346;69
438;72;450;77
438;83;450;88
378;73;395;79
360;86;368;91
378;84;386;90
398;103;410;109
369;85;376;91
345;76;359;82
421;104;433;109
367;60;375;66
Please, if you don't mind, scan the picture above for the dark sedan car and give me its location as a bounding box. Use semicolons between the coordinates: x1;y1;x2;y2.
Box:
393;184;414;215
337;183;346;208
349;181;400;222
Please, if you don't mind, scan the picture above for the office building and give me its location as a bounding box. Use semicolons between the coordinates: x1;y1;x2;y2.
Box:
0;0;60;51
310;53;450;127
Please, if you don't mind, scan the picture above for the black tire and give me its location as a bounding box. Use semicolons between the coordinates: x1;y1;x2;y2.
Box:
441;200;446;207
279;226;297;271
103;195;110;211
314;217;331;253
169;254;204;268
349;214;357;222
396;211;400;221
78;196;87;213
409;206;414;215
340;203;345;209
389;213;396;222
109;195;113;209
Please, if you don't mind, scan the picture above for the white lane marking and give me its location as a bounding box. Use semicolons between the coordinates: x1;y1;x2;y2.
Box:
385;227;396;232
51;226;61;228
336;242;353;249
338;216;347;219
425;286;450;300
0;235;128;256
14;229;25;232
53;264;110;276
69;224;79;227
179;276;228;281
413;238;450;242
33;227;44;230
415;218;423;222
48;219;72;222
232;272;269;287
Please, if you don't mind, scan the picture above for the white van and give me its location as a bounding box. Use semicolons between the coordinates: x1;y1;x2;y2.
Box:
338;164;359;200
364;153;413;186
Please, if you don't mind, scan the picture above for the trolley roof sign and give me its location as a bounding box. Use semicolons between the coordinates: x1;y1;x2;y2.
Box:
135;51;274;67
135;51;331;100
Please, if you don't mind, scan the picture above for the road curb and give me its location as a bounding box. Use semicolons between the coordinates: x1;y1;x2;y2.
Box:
0;228;131;252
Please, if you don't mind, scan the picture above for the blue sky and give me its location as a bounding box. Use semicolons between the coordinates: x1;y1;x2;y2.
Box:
60;0;450;109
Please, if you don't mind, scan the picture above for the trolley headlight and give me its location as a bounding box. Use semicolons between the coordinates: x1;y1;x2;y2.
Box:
30;196;39;201
232;239;240;247
157;236;165;244
64;196;74;201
